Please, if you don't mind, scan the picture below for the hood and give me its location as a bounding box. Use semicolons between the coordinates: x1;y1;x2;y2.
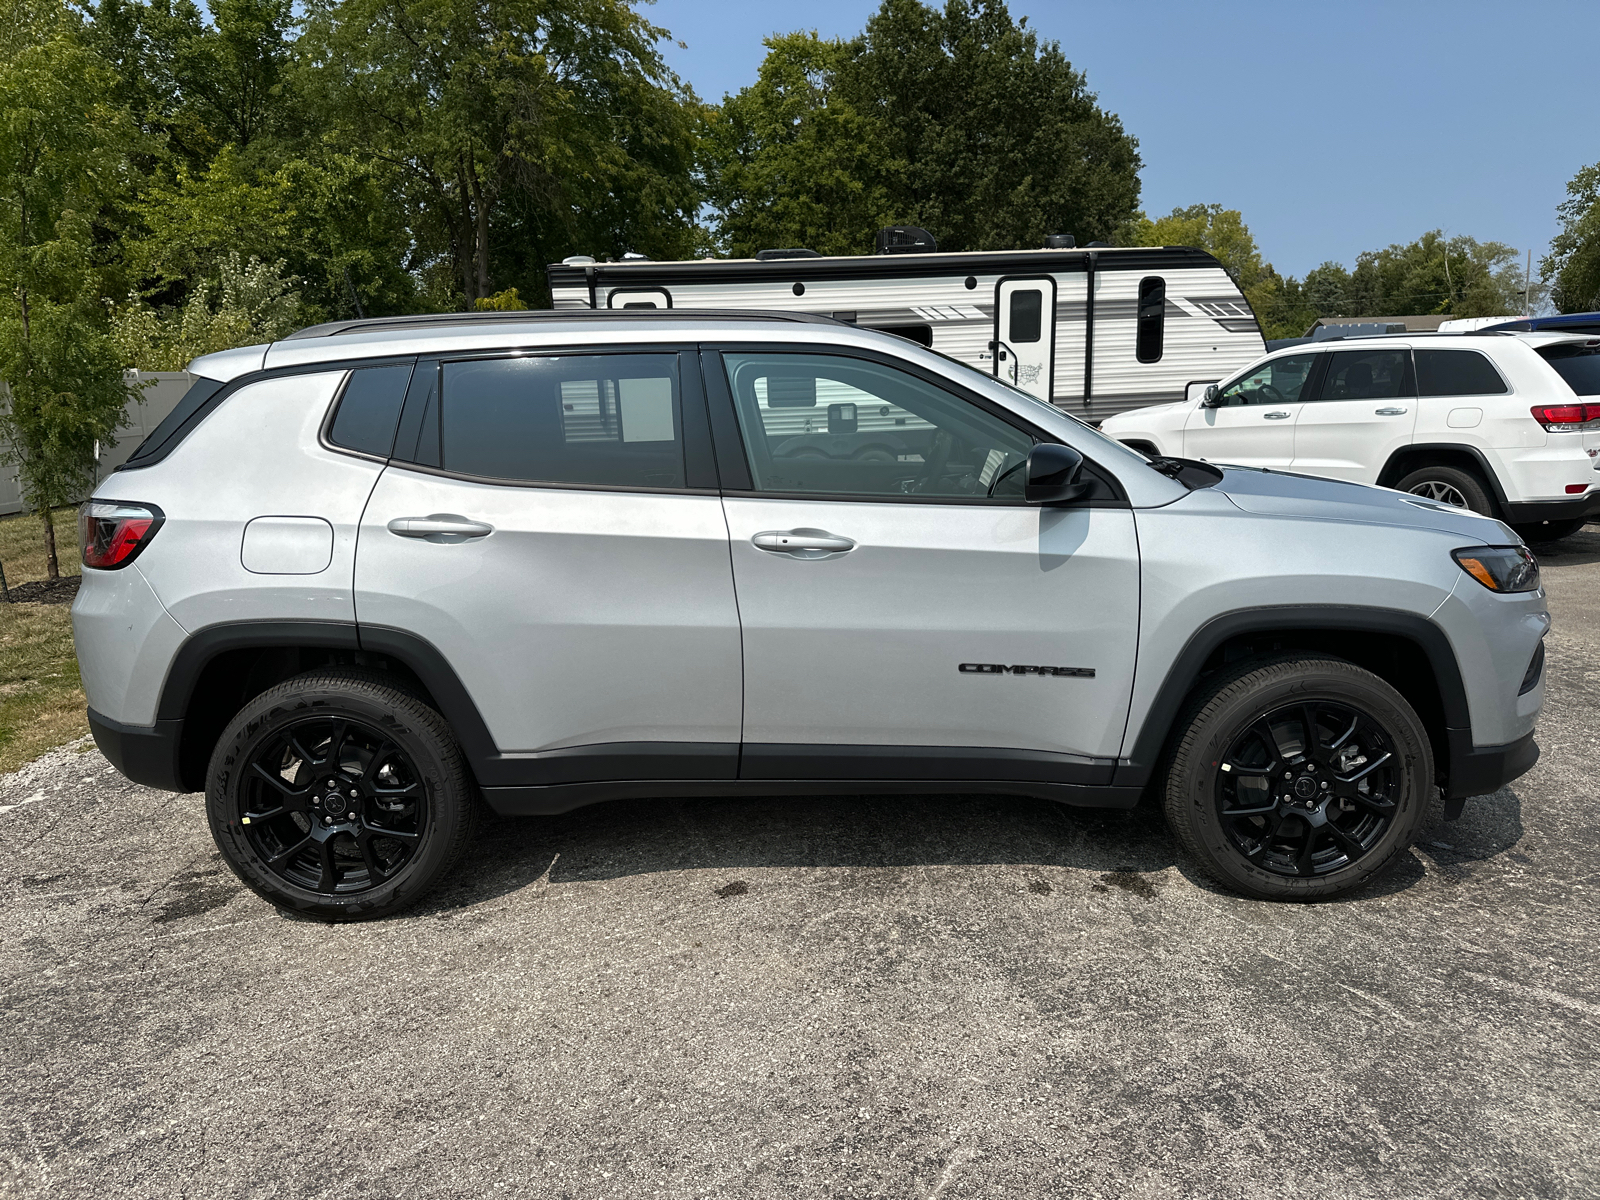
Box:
1212;467;1518;542
1103;402;1180;425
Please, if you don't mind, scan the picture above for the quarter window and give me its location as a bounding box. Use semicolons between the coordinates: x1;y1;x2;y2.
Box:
1136;277;1165;363
1317;349;1413;400
1414;349;1509;396
412;354;684;488
1215;354;1318;406
327;363;413;457
722;353;1035;499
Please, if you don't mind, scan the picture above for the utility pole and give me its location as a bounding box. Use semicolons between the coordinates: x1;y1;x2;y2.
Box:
1525;248;1533;316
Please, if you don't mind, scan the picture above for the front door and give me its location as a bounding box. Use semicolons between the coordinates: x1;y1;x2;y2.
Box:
995;277;1057;402
355;350;742;784
1291;347;1417;483
710;348;1139;784
1184;351;1321;468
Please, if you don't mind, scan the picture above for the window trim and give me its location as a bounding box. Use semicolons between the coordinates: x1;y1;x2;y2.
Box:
701;342;1127;508
318;358;418;464
385;344;719;494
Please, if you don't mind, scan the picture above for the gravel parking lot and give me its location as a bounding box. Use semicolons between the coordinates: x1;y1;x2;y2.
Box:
4;536;1599;1200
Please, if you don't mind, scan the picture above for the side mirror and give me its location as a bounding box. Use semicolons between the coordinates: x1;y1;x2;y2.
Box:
1202;384;1221;407
1025;443;1089;505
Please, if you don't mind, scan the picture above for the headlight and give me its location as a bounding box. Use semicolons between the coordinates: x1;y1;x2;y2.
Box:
1452;545;1539;593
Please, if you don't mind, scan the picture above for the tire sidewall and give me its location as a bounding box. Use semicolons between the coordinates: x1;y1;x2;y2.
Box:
207;683;464;921
1170;665;1434;899
1397;466;1493;516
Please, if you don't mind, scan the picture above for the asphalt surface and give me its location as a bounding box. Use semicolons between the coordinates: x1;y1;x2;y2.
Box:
4;537;1600;1199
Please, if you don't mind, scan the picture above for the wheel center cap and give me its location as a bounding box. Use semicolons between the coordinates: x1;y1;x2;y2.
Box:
1293;776;1318;800
323;792;348;816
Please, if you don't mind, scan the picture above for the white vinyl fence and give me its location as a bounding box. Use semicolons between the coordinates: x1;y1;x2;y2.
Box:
0;372;194;516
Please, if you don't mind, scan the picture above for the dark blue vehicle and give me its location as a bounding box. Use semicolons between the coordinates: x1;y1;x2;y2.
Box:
1481;312;1600;336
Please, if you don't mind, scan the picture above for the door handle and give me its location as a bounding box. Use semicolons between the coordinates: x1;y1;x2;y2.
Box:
1375;407;1409;416
387;515;494;540
752;529;857;558
1263;411;1291;420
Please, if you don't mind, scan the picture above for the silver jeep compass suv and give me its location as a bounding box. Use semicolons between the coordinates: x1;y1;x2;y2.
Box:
73;312;1547;920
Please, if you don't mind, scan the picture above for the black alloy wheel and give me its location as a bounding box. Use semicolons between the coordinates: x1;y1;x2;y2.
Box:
239;717;426;895
1214;699;1398;878
1163;655;1438;900
208;668;477;921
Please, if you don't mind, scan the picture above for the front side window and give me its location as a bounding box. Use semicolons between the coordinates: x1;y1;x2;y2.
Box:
1317;349;1412;401
1415;349;1508;397
420;354;684;488
1215;353;1318;406
722;353;1035;499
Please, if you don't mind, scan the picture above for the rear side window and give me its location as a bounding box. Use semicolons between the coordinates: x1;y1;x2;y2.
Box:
327;363;414;456
1540;345;1600;398
425;354;684;488
1136;276;1165;363
1318;349;1413;400
123;376;226;466
1414;349;1508;396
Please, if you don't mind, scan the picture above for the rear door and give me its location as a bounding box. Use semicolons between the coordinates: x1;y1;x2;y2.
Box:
995;277;1057;402
1183;352;1320;467
355;349;742;785
1290;347;1416;483
708;347;1139;784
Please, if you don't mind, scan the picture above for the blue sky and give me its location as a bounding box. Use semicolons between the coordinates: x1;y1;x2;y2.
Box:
647;0;1597;281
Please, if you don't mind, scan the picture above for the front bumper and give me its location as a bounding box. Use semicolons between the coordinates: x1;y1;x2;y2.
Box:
1442;728;1539;814
88;708;188;792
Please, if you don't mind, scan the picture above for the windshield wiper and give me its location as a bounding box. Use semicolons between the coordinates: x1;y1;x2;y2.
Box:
1147;456;1224;490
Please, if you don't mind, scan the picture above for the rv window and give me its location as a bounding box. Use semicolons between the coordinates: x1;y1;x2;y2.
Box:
1009;290;1043;343
409;354;685;488
723;352;1035;500
1136;277;1165;364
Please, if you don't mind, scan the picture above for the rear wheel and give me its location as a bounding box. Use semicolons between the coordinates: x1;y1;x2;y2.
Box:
206;668;478;922
1395;465;1495;516
1512;517;1588;542
1162;656;1438;900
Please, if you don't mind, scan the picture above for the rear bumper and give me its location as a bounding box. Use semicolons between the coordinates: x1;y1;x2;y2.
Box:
1444;728;1538;805
88;708;188;792
1502;491;1600;526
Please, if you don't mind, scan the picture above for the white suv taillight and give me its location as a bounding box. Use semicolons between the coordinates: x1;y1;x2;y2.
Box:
79;501;164;570
1529;402;1600;431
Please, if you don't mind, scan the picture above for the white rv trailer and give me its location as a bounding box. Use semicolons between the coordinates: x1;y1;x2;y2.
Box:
546;245;1266;422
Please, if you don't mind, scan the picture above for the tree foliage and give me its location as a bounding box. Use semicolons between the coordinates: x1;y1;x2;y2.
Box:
701;0;1141;257
1543;162;1600;314
0;0;141;577
1295;232;1526;321
109;252;302;370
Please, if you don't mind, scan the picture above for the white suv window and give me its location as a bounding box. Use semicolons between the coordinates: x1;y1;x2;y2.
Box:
1317;349;1413;400
723;352;1034;499
1214;353;1318;407
1415;349;1508;396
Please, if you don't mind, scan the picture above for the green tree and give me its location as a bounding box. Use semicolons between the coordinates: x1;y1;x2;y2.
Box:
0;0;142;578
701;0;1141;256
298;0;702;307
109;252;302;370
1543;162;1600;314
700;32;894;258
1301;261;1351;318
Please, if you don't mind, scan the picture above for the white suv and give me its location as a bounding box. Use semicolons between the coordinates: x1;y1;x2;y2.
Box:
1101;332;1600;540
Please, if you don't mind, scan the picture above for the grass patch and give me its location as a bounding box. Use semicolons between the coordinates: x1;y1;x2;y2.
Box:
0;507;88;772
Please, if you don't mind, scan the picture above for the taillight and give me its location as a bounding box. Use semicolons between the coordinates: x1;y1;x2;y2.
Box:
1530;402;1600;431
79;501;164;570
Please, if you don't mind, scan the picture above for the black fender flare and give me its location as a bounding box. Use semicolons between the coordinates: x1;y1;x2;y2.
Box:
1116;604;1471;789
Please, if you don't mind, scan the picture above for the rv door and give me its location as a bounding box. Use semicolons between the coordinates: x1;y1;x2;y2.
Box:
995;278;1056;402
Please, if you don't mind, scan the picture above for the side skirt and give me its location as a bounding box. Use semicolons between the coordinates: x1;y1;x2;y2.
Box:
482;778;1143;817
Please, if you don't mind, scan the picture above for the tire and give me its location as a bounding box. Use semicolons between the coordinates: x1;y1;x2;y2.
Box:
1512;517;1588;542
1162;655;1439;901
1395;465;1495;516
206;668;479;922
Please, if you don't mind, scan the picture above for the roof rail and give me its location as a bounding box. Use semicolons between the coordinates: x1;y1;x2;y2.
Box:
281;308;845;341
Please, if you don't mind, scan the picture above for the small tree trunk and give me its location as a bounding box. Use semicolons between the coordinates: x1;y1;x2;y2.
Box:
41;507;59;581
468;168;491;300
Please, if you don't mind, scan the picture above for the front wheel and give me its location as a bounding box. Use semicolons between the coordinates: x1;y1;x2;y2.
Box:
206;668;478;921
1162;656;1439;900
